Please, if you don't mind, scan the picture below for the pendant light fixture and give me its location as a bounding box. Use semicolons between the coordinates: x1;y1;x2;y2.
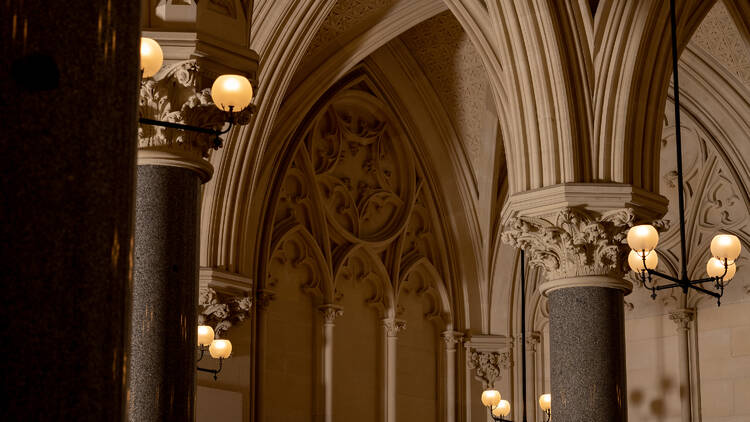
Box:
626;0;742;306
482;250;551;421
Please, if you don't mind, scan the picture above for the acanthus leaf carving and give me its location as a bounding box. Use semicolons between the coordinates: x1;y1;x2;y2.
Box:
198;287;252;338
501;207;638;280
467;350;512;388
138;60;251;158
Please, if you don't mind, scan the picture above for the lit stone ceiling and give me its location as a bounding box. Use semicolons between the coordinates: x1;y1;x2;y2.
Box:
691;0;750;87
291;0;398;89
399;11;491;176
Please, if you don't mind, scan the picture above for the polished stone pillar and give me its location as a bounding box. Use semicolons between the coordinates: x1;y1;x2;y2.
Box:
0;1;139;419
128;165;201;421
503;206;638;422
548;285;628;420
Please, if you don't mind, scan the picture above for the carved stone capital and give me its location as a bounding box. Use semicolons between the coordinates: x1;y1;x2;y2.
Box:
198;286;252;338
318;305;344;324
382;318;407;337
138;60;252;181
466;350;512;388
502;207;637;284
516;332;541;352
442;331;464;349
668;308;695;332
256;289;276;311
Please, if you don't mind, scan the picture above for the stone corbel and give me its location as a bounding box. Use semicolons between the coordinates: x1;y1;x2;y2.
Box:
198;286;252;338
464;335;513;389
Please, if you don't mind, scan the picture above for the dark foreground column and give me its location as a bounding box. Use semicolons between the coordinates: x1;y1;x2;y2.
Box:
128;165;200;421
0;1;140;420
549;285;628;421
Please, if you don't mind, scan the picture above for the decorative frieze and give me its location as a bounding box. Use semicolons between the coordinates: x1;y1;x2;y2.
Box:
198;286;252;338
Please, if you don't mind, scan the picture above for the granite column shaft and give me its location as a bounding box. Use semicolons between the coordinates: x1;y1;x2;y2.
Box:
0;1;140;419
548;285;628;421
127;165;201;422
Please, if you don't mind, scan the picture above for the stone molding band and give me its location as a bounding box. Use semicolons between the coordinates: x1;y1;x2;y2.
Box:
539;275;633;297
138;148;213;183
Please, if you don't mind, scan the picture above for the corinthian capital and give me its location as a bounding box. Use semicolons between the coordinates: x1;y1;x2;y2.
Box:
138;60;252;181
668;308;695;332
502;207;636;281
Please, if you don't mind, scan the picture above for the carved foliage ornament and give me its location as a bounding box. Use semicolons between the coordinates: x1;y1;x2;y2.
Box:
198;287;252;338
138;60;251;157
502;207;636;280
467;351;512;388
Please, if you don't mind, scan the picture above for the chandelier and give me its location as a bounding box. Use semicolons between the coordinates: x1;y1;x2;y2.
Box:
196;325;232;380
480;251;552;421
625;0;742;306
139;37;254;149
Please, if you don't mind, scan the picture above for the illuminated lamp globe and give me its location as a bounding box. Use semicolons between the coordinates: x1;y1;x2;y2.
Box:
492;400;511;417
710;234;741;262
707;257;736;282
627;225;659;256
209;339;232;359
481;390;501;408
211;75;253;112
197;325;215;347
628;250;658;272
539;394;551;411
140;37;163;78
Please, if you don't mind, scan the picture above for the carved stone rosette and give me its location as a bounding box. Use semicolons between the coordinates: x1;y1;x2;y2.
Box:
198;287;252;338
138;60;252;181
467;350;512;388
502;207;637;287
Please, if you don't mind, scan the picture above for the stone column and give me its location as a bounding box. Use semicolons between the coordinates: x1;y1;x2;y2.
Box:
382;318;406;422
503;207;637;422
442;331;464;422
318;305;343;422
1;1;140;419
253;289;275;422
669;308;695;422
127;61;236;422
523;332;541;422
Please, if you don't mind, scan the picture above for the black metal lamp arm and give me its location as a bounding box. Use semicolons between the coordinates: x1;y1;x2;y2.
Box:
138;105;237;150
197;358;224;381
